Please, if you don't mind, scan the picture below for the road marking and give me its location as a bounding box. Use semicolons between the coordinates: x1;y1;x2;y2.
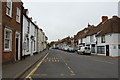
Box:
52;60;54;62
70;74;75;76
70;71;74;74
60;74;64;76
25;53;49;78
55;60;56;62
58;54;76;76
92;59;114;64
67;66;71;70
32;74;47;76
65;63;68;66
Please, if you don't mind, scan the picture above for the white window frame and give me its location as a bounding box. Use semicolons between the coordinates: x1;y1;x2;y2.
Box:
16;7;21;23
6;0;12;17
101;35;105;43
4;28;12;52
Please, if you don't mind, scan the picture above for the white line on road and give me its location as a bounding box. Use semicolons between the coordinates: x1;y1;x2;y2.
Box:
92;59;114;64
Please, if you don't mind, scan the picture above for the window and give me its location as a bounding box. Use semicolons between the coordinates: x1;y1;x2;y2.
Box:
6;0;12;17
97;46;105;54
84;29;89;34
101;35;105;43
80;39;82;44
16;7;21;23
26;38;29;52
27;20;30;33
4;28;12;51
90;35;94;42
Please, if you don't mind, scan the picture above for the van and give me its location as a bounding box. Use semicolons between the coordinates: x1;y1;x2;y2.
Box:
77;46;91;55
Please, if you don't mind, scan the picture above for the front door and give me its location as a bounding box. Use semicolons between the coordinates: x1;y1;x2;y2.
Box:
15;33;20;60
16;38;19;60
106;45;109;56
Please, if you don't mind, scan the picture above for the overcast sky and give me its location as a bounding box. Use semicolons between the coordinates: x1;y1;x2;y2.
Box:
21;0;119;42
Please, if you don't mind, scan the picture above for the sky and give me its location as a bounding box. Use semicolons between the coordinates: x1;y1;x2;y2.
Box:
21;0;119;42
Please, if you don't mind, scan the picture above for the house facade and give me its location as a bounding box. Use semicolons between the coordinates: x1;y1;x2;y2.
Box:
2;0;23;62
22;9;38;57
96;16;120;57
37;28;45;52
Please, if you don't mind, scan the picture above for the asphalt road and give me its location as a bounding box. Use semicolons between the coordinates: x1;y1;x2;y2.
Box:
25;49;118;79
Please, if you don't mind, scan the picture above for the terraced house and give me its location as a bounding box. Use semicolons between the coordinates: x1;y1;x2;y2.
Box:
22;9;39;57
2;0;23;62
96;16;120;57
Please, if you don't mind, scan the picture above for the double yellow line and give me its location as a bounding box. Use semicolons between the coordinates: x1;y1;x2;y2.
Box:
25;53;49;79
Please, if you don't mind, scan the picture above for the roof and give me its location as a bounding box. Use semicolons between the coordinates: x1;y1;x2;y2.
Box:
74;25;97;39
23;9;39;29
96;16;120;37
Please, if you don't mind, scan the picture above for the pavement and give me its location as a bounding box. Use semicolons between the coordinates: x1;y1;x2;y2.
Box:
25;49;119;79
2;49;48;79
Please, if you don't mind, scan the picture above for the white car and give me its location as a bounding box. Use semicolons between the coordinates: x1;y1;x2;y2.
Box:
63;46;69;51
77;46;91;55
68;47;75;52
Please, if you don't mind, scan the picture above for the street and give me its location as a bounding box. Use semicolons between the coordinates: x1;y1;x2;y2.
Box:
23;49;118;79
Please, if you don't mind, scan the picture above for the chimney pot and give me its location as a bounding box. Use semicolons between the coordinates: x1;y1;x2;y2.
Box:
102;16;108;22
112;15;118;18
29;17;32;21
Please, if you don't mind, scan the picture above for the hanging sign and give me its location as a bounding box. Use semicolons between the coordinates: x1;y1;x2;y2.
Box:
25;33;29;38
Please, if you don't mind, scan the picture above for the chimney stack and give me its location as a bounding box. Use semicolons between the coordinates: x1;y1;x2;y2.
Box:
102;16;108;22
112;15;118;18
29;17;32;21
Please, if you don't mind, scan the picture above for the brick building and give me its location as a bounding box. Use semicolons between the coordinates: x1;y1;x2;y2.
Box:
2;0;23;63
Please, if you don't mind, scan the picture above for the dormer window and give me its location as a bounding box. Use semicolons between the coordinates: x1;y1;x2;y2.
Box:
84;29;89;33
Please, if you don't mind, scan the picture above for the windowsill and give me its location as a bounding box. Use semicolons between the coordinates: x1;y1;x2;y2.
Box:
6;14;12;19
4;49;12;52
16;21;20;24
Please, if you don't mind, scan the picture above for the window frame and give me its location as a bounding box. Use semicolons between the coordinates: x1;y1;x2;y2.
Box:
6;0;12;17
101;35;105;43
27;20;30;33
4;28;12;52
16;7;21;23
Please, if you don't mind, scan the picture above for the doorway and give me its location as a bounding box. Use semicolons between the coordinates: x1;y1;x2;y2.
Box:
15;33;20;60
106;45;109;56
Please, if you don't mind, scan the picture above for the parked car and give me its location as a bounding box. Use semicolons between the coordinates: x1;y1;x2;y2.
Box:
68;47;75;52
64;46;69;51
77;46;91;55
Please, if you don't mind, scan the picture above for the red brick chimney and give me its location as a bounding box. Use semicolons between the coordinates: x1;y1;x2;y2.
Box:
102;16;108;22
